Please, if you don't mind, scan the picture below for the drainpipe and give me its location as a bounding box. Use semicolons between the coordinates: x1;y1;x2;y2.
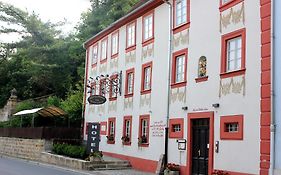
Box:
269;0;275;174
163;0;172;166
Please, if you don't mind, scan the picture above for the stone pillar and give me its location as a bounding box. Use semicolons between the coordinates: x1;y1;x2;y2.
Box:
0;88;17;122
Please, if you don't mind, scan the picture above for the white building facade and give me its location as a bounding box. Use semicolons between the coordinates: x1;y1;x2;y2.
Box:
83;0;274;174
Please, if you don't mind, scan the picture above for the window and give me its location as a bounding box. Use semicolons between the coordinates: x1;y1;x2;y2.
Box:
221;28;246;78
126;21;136;49
107;118;116;144
142;12;154;44
125;68;135;97
169;118;184;138
220;115;243;140
171;49;187;88
139;115;150;146
100;121;107;135
109;75;118;101
111;31;119;57
141;62;153;94
91;44;98;66
175;0;187;26
100;38;107;63
122;116;132;145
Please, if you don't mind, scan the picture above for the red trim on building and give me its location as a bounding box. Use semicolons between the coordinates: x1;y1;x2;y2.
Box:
141;61;153;95
103;151;158;173
220;28;246;78
125;68;135;98
84;0;164;49
220;115;243;140
111;30;119;58
173;0;190;34
169;118;184;139
195;76;208;83
139;114;150;147
107;117;116;144
142;10;154;46
219;0;244;12
100;37;108;64
123;116;132;146
126;20;137;52
260;0;271;174
100;121;107;135
187;112;214;175
171;48;188;89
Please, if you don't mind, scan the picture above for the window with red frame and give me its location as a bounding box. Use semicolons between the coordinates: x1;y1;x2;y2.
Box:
141;62;152;94
100;38;107;62
221;28;246;78
169;118;184;138
220;115;243;140
143;12;154;42
125;68;134;97
175;0;187;27
172;49;187;88
91;44;98;66
126;22;136;48
109;75;118;100
107;118;115;144
111;31;119;57
139;115;150;146
122;116;132;145
99;79;106;96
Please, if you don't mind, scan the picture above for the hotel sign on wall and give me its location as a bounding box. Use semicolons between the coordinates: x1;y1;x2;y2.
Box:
86;123;100;153
150;120;166;137
88;95;106;105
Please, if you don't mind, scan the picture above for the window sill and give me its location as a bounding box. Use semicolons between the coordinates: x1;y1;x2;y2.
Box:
220;69;246;79
91;63;97;68
138;143;149;147
169;133;183;139
109;97;117;101
124;93;134;98
141;89;151;95
111;53;118;59
125;45;136;53
173;22;190;34
195;76;209;83
100;58;107;64
107;141;115;144
219;0;244;12
142;38;154;47
171;81;187;89
122;142;131;146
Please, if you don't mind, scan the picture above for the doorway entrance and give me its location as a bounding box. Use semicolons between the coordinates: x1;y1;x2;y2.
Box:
187;112;214;175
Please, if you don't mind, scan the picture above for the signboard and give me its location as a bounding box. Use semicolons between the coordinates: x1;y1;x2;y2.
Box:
86;123;100;153
88;95;106;105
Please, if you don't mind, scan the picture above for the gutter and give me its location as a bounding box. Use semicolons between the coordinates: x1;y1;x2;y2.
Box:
269;0;275;174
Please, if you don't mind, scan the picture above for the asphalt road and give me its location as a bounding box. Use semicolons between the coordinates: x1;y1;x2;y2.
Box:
0;156;91;175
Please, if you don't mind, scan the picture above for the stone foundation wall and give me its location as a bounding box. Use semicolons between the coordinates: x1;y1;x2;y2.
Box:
0;137;52;160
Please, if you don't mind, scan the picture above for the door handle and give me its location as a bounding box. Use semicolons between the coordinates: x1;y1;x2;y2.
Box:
198;149;201;157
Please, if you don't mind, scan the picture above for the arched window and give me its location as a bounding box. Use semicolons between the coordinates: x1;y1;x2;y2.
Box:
198;56;207;77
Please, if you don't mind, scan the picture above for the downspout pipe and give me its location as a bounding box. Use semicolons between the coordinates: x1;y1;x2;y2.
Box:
269;0;275;174
163;0;172;166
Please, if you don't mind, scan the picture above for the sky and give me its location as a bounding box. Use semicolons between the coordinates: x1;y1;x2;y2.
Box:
0;0;91;42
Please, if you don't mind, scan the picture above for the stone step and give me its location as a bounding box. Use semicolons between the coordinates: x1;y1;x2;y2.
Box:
88;161;131;170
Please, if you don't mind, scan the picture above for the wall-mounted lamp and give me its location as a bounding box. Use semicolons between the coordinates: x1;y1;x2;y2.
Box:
215;141;219;153
182;106;188;111
212;103;220;108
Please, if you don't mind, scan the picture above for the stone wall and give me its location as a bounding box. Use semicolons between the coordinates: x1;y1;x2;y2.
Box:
0;137;52;160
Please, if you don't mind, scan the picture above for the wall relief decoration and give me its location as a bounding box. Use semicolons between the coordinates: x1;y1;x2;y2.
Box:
219;76;246;97
125;51;136;65
91;67;98;77
110;57;118;70
172;29;189;50
220;2;245;32
97;104;105;113
124;97;133;110
142;43;154;61
170;87;187;103
140;94;151;108
99;62;107;73
108;100;117;112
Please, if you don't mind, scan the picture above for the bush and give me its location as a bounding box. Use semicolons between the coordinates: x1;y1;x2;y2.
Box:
52;143;87;159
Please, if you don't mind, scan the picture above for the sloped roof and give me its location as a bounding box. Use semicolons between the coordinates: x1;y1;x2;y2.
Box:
13;106;66;117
